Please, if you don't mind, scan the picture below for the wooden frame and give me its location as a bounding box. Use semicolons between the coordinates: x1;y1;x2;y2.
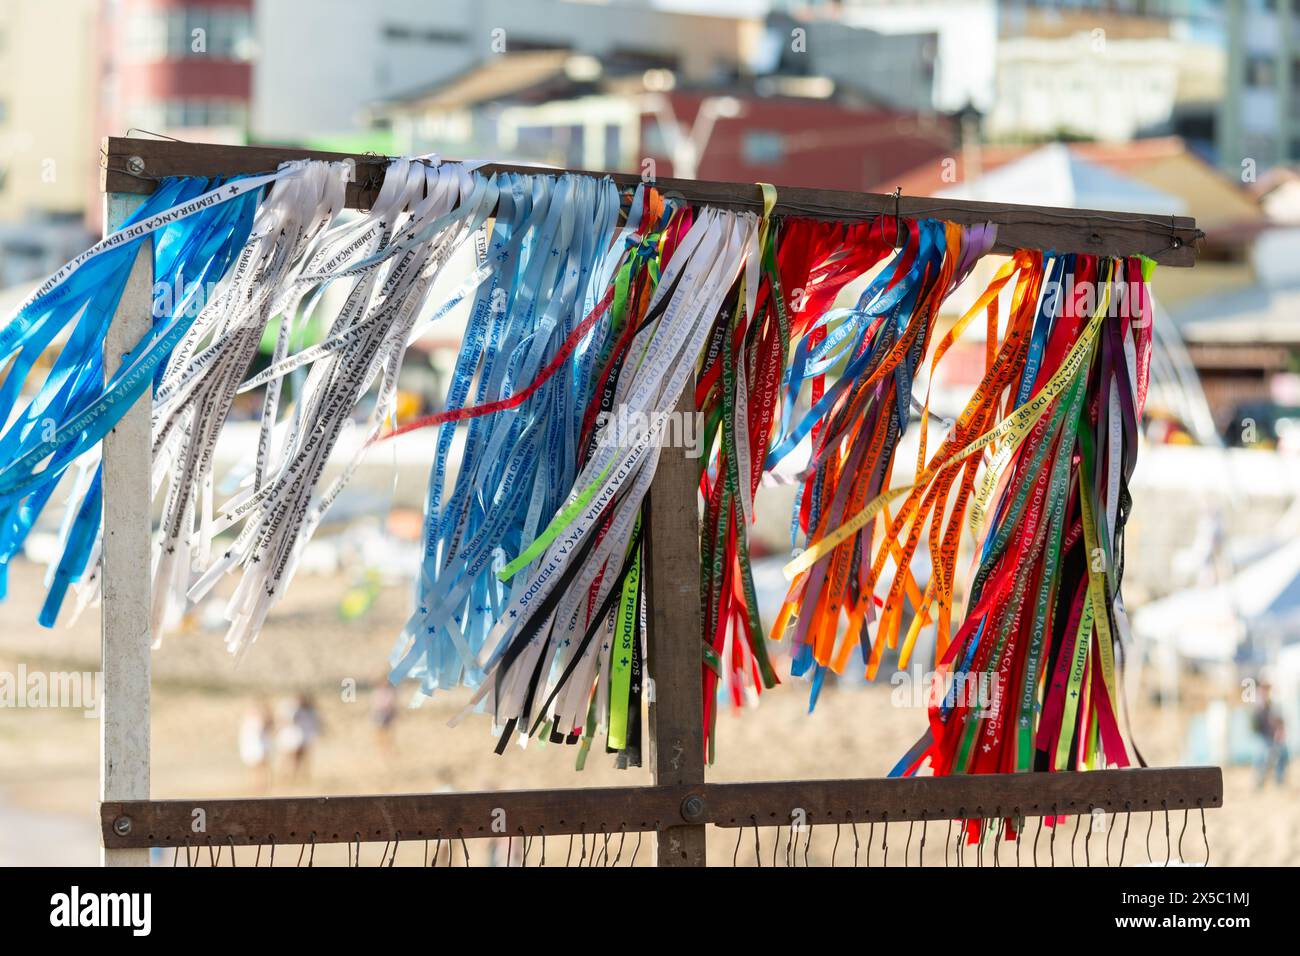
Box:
95;137;1221;866
103;767;1222;850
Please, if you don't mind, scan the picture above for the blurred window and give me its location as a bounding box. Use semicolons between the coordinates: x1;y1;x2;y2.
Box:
132;98;248;131
742;131;785;166
603;124;621;170
1247;56;1276;88
642;120;668;156
126;6;252;60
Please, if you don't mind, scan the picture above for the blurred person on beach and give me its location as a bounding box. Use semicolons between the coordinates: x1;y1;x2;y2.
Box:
1252;681;1289;789
278;693;323;781
238;701;275;792
371;677;399;759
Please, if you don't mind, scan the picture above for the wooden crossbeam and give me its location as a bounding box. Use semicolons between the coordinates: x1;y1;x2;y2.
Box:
100;767;1222;849
102;137;1201;266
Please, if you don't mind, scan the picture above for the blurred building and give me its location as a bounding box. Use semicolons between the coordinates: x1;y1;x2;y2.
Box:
794;0;1222;122
95;0;254;141
754;9;938;112
89;0;254;229
254;0;940;144
1219;0;1300;173
254;0;759;145
0;0;97;284
374;53;953;190
988;27;1222;146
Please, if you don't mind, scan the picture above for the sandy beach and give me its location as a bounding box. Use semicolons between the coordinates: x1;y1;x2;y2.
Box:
1;556;1294;866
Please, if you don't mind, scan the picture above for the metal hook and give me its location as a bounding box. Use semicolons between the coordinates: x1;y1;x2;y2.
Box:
1145;809;1154;864
1199;803;1209;868
905;819;914;867
1049;806;1058;868
1073;811;1083;867
957;807;967;868
804;821;813;866
881;813;889;867
389;831;400;867
751;816;762;868
631;829;643;867
919;813;928;868
1033;813;1043;867
458;829;470;867
946;817;954;868
1071;810;1082;867
1119;805;1132;868
733;825;744;866
613;826;626;867
1170;801;1180;868
227;834;238;867
268;834;276;868
1178;808;1189;865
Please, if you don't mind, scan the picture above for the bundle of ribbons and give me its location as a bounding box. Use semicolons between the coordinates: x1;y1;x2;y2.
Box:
0;156;1158;780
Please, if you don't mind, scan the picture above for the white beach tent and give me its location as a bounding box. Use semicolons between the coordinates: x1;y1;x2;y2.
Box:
1133;535;1300;666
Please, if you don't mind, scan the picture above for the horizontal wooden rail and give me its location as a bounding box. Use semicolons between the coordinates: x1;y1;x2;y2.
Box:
103;137;1201;266
101;767;1221;849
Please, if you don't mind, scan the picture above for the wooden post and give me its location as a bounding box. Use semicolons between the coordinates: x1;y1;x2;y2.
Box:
644;384;707;866
100;194;152;867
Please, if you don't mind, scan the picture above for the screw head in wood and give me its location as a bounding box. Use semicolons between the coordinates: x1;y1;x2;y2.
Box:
112;815;133;836
680;794;706;823
126;155;145;176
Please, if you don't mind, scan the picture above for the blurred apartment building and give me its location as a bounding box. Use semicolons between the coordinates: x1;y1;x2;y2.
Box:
795;0;1223;147
0;0;97;287
96;0;253;141
1219;0;1300;173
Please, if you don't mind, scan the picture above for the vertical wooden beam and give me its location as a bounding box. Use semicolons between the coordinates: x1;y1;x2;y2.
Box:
644;384;706;866
100;194;152;867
